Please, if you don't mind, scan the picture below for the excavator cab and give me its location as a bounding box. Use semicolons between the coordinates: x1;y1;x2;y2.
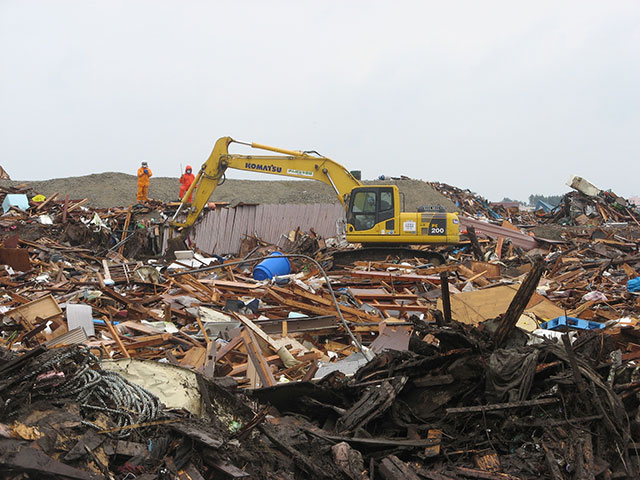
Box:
346;184;460;246
347;186;397;232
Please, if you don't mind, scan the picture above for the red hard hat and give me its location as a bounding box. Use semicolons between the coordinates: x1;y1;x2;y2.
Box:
186;165;192;171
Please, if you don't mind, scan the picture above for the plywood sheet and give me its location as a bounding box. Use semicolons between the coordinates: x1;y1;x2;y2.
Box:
10;294;62;323
437;284;564;325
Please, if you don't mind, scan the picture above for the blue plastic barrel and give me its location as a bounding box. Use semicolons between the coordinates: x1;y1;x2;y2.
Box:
253;252;291;281
628;277;640;293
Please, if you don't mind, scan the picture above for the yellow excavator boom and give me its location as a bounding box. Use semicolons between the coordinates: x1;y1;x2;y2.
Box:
169;137;460;251
172;137;361;229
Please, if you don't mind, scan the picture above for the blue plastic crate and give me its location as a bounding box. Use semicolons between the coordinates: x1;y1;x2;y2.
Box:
540;316;605;331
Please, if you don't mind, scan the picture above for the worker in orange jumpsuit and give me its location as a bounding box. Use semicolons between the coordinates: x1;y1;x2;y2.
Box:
136;161;152;203
179;165;195;202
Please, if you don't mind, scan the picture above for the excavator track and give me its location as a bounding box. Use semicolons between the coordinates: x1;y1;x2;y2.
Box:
330;247;446;269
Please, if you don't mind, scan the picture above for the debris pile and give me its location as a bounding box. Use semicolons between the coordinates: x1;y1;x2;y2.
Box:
541;189;640;227
0;183;165;258
427;182;508;219
1;180;640;478
427;182;541;227
428;176;640;230
0;166;11;180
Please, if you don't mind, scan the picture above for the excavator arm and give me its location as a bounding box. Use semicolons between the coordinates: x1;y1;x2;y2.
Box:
171;136;362;229
167;136;459;263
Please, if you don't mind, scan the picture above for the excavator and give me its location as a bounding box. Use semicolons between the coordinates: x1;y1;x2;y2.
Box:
168;137;460;265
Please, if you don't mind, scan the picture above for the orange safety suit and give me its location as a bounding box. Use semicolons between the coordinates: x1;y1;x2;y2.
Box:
179;167;195;202
137;166;152;203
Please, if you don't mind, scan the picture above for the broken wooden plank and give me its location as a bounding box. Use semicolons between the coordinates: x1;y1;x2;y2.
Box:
304;428;440;448
180;346;207;369
440;271;452;323
424;429;443;457
379;455;421;480
562;333;586;394
241;328;276;388
0;438;101;480
62;195;69;223
235;313;278;352
273;285;376;321
414;374;455;388
336;377;408;433
115;440;148;458
66;198;89;213
171;422;223;449
445;397;558;414
105;316;131;358
118;205;133;257
348;270;439;283
494;257;545;347
458;264;491;287
258;423;335;480
454;466;521;480
205;460;250;478
467;226;484;261
35;192;59;211
178;464;207;480
542;444;564;480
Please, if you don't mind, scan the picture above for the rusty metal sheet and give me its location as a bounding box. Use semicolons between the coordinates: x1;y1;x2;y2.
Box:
369;324;412;353
460;216;539;251
0;248;31;272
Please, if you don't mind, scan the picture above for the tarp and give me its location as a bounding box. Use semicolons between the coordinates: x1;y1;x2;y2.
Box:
2;194;29;214
486;348;539;402
102;358;205;417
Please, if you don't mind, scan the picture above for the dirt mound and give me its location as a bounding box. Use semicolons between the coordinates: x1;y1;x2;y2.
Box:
0;173;458;211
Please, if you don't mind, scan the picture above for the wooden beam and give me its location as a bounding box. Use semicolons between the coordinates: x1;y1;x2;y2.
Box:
561;333;586;394
494;257;545;347
66;198;89;213
241;329;276;388
234;313;278;352
467;226;484;261
105;316;130;358
453;467;520;480
62;195;69;223
215;335;243;361
446;397;558;414
458;264;491;287
118;206;133;257
35;192;59;211
495;235;504;260
424;429;443;457
195;316;211;345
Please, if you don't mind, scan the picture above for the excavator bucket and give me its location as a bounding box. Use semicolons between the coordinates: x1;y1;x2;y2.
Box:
164;232;188;263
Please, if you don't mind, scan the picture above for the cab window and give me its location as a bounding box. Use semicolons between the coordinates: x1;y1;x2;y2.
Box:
350;191;377;230
380;190;393;212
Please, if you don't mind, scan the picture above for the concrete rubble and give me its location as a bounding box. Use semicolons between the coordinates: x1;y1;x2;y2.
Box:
1;180;640;479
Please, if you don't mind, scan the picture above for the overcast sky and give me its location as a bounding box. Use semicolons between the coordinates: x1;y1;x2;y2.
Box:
1;1;638;202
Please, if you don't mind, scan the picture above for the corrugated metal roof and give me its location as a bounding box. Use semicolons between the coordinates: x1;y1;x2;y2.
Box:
43;327;88;347
459;216;539;251
170;203;345;255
